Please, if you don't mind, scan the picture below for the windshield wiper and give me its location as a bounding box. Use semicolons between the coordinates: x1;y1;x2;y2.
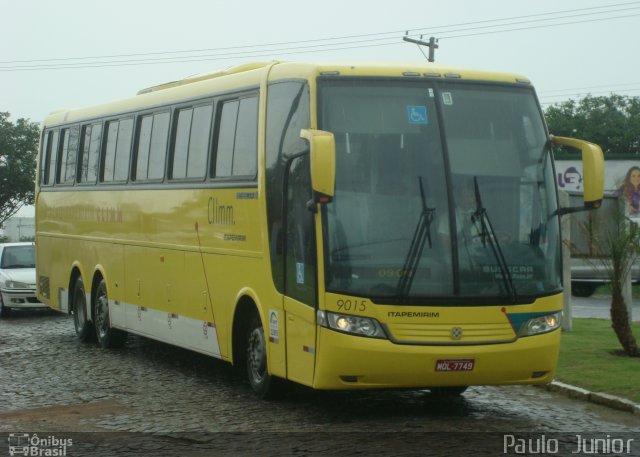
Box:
396;177;436;301
471;176;517;302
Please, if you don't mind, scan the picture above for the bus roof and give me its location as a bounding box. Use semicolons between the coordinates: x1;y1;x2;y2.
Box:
42;61;532;127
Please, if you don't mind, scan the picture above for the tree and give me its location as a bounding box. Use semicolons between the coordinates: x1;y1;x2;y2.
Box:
594;201;640;357
544;94;640;158
0;112;39;226
572;198;639;356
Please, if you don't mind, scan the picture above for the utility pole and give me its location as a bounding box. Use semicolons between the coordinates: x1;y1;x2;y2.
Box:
402;35;439;63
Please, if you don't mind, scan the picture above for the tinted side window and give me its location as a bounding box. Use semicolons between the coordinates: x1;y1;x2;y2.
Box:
187;105;213;179
103;121;119;181
135;115;153;181
214;101;238;178
213;94;258;179
57;126;79;184
79;123;102;184
233;97;258;176
171;103;213;180
135;111;170;182
148;112;170;180
114;118;133;181
41;129;59;186
102;118;133;182
47;130;60;186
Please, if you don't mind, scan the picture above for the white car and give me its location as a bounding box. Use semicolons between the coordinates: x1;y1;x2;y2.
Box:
0;242;44;318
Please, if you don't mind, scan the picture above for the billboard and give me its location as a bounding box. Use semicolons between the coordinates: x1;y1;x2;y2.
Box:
555;160;640;219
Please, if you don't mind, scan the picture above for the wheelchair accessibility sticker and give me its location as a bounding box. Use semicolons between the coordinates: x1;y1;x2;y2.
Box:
407;105;428;125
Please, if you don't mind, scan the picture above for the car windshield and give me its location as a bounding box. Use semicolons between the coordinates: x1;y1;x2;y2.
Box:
319;79;560;303
1;245;36;269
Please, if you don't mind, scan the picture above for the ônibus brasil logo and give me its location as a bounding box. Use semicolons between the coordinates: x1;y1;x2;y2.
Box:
7;433;72;456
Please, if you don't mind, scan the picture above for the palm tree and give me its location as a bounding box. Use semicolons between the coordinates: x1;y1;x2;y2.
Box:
597;200;639;356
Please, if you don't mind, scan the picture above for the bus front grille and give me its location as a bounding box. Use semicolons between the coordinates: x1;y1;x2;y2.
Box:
384;321;515;345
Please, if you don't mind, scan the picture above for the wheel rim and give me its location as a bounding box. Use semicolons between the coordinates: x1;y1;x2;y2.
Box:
95;284;109;340
73;289;86;333
247;327;267;385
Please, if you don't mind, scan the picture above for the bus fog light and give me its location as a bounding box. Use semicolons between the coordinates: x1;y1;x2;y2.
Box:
318;311;386;339
518;312;562;337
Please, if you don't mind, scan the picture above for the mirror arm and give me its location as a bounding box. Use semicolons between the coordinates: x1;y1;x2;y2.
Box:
552;205;598;218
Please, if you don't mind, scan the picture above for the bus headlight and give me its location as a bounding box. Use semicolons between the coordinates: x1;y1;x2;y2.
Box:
317;310;386;339
518;312;562;337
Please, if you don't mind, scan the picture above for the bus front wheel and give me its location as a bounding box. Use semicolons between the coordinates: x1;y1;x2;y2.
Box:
246;315;282;399
72;277;94;342
93;279;127;349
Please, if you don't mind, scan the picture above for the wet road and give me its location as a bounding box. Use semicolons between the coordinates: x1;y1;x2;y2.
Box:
0;309;638;456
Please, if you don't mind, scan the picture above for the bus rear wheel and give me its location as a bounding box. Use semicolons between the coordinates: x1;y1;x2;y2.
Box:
72;277;94;342
94;279;127;349
246;315;282;399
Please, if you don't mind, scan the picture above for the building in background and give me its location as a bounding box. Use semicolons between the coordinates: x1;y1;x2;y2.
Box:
1;216;35;242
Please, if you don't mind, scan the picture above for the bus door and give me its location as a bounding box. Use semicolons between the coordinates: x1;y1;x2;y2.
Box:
283;154;318;386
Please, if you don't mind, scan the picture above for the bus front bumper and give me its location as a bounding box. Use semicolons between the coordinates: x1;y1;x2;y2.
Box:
312;326;560;390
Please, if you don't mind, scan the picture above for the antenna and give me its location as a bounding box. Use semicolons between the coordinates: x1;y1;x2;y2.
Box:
402;35;439;63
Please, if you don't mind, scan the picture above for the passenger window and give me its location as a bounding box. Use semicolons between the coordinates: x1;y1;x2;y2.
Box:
213;95;258;178
214;101;238;178
135;111;170;181
102;118;133;182
79;123;102;184
41;129;59;186
57;126;79;184
148;112;170;180
234;97;258;176
171;103;213;180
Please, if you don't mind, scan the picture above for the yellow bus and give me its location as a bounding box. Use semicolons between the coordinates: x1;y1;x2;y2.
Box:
35;61;604;398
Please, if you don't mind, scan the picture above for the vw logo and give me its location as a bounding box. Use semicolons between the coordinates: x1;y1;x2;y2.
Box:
450;327;463;340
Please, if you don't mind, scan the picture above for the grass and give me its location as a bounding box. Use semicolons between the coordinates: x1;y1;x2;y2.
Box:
555;318;640;403
594;284;640;298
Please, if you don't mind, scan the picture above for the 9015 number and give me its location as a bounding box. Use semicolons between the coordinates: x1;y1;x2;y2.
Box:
336;299;367;312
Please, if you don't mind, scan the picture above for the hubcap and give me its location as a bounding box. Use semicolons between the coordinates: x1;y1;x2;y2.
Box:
73;293;85;332
247;327;266;385
96;287;109;339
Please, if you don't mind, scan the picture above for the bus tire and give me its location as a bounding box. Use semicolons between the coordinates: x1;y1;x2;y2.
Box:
429;386;468;396
93;278;127;349
246;314;283;399
72;277;94;342
571;282;597;297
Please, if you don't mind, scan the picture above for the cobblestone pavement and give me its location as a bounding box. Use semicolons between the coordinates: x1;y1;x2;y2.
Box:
0;310;638;456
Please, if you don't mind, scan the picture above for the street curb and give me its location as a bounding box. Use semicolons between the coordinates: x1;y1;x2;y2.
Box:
540;381;640;415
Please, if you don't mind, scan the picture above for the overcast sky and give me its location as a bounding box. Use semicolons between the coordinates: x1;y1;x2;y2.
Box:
2;0;639;123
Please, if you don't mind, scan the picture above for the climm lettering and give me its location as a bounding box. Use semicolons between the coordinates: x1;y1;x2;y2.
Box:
208;197;235;225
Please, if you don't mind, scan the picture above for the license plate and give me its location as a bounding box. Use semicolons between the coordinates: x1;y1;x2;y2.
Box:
435;358;475;372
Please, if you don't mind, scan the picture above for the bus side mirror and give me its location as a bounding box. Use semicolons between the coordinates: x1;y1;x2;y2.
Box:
300;129;336;205
552;135;605;211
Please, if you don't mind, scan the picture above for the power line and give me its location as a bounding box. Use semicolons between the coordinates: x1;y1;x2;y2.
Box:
5;1;638;65
438;12;640;40
1;2;639;71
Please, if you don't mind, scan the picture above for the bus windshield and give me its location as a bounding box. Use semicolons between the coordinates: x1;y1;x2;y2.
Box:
320;79;560;303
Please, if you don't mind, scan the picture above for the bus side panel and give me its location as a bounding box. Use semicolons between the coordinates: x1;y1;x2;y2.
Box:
35;234;57;310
